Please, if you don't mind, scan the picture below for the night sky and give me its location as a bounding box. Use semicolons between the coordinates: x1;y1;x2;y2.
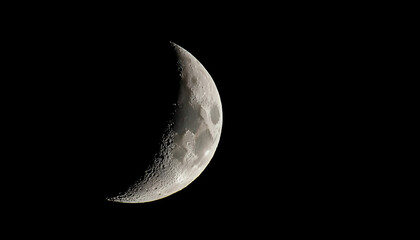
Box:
7;9;364;236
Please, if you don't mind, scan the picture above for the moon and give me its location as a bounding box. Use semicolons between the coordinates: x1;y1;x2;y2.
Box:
107;42;223;203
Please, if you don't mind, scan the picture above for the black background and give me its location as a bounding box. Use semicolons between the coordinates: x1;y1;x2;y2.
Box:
4;6;375;237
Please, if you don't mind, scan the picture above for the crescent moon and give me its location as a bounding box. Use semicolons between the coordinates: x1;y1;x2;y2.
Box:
107;42;223;203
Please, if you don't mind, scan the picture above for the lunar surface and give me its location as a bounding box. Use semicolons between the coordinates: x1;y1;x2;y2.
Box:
107;42;222;203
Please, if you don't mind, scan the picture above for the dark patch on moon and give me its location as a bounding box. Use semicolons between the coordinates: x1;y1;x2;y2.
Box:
191;76;198;85
172;144;187;162
210;104;220;125
173;86;203;134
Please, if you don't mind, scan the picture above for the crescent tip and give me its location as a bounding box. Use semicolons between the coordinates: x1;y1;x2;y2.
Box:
169;41;178;47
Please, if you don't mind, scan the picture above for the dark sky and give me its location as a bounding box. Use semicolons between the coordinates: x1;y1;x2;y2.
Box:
87;35;348;231
6;9;367;236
